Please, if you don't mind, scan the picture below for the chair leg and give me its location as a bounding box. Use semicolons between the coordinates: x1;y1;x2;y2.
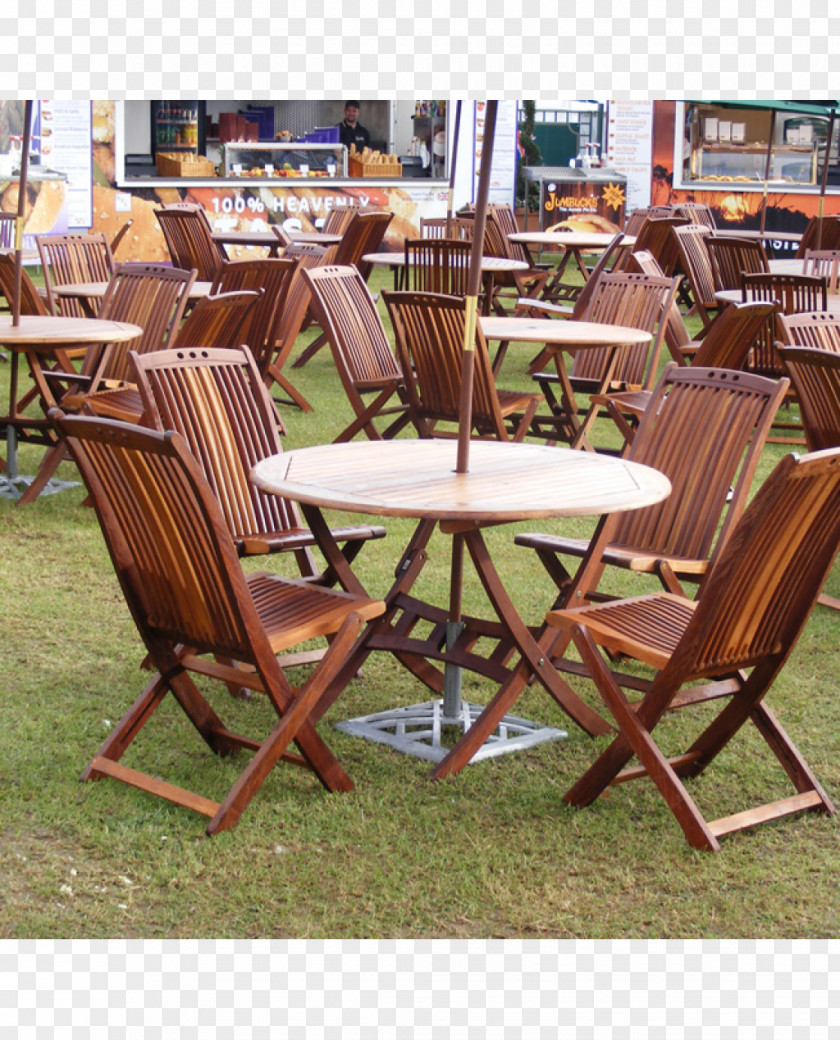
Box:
562;624;721;851
291;330;328;369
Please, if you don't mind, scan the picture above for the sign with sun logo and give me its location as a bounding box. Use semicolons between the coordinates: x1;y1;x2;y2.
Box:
602;182;626;212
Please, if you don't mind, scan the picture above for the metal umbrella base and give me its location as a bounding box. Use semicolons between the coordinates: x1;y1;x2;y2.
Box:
335;698;567;765
0;472;80;501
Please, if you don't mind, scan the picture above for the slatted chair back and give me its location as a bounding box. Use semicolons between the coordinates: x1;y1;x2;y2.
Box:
456;208;549;309
803;249;840;293
795;215;840;257
0;252;49;315
675;202;717;229
0;211;16;250
155;204;228;281
741;272;829;377
37;232;115;317
131;345;303;545
623;208;651;236
672;223;718;327
706;235;769;291
171;290;261;350
778;310;840;353
573;271;679;390
331;210;393;281
777;346;840;451
611;364;787;568
632;215;689;276
52;410;383;834
93;263;197;384
403;238;473;296
383;290;542;442
691;300;781;369
320;205;361;237
304;264;409;441
625;249;693;363
549;446;840;851
210;257;299;362
487;203;535;266
420;217;457;238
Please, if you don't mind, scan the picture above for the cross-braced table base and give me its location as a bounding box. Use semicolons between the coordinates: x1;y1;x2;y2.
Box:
336;698;567;765
0;472;79;501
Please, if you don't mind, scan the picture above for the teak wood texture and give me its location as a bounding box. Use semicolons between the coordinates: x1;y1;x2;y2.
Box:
54;412;385;834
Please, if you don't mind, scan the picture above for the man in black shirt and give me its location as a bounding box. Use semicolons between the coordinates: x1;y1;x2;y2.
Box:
338;101;371;152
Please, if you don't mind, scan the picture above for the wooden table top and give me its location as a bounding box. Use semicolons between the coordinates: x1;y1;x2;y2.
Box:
479;316;652;346
251;439;671;523
362;252;529;272
712;229;803;243
212;230;342;247
52;280;213;300
768;258;808;275
0;314;142;345
508;231;635;249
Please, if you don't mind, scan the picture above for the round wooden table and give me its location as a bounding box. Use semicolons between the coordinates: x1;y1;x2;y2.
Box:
479;316;654;449
508;231;635;251
211;229;342;257
0;315;142;501
252;438;670;775
50;279;212;317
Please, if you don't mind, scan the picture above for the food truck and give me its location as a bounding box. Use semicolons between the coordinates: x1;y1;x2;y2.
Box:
648;100;840;250
0;101;522;260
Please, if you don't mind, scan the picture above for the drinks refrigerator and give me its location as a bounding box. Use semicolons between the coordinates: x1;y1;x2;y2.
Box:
150;101;207;156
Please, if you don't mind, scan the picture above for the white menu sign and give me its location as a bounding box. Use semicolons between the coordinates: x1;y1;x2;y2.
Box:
39;100;93;228
473;100;518;208
606;100;653;212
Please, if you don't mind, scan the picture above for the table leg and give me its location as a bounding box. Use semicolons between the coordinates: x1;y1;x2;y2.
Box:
323;517;611;771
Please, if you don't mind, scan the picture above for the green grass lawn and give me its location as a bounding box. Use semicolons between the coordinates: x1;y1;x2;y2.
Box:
1;265;839;939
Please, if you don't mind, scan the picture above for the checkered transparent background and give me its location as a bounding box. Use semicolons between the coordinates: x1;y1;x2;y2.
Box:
0;0;838;95
3;941;839;1038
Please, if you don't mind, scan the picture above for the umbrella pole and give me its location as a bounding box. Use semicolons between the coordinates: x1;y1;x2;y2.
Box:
13;100;33;328
817;111;835;251
760;110;775;236
456;100;498;475
445;100;462;236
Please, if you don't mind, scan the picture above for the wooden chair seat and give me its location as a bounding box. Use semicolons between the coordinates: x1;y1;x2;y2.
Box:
546;448;840;851
53;412;385;834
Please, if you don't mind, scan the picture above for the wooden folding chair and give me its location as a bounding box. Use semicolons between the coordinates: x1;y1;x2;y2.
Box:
292;210;393;368
530;271;679;451
672;223;719;328
383;290;542;442
403;238;473;295
706;235;769;291
778;310;840;353
131;344;386;587
802;249;840;293
170;290;261;350
547;447;840;851
674;202;717;229
597;300;780;449
255;243;331;413
60;263;196;423
303;264;412;442
458;208;549;312
795;215;840;257
632;215;689;278
155;203;228;280
53;411;384;834
516;363;788;624
37;232;115;317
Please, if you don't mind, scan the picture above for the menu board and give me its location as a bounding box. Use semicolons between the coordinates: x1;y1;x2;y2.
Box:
606;101;653;212
39;100;93;228
473;101;518;208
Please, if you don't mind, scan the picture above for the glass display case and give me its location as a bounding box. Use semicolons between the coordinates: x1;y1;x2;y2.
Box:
221;142;347;178
692;145;817;186
680;102;824;188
